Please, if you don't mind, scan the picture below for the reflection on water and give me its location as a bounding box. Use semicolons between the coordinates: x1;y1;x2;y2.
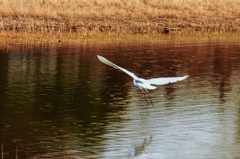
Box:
0;41;240;158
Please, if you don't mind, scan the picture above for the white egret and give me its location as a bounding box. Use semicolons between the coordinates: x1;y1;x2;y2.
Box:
97;55;189;105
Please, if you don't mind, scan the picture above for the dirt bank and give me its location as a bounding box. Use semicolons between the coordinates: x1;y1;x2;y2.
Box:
0;0;240;41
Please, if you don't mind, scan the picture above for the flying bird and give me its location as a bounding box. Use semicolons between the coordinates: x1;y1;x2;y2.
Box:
97;55;189;105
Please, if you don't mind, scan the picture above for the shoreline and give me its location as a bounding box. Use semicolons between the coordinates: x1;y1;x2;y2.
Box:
1;31;240;47
0;0;240;45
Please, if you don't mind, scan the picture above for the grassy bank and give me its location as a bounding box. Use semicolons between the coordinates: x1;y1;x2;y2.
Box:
0;0;240;43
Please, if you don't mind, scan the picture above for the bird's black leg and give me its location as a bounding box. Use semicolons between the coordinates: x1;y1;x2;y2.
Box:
140;88;148;103
145;89;153;106
147;92;153;106
140;88;153;106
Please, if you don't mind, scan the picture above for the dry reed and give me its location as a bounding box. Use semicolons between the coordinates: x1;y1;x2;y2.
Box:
0;0;240;37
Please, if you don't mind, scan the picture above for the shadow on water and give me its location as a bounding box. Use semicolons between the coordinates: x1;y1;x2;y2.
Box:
130;136;153;158
0;41;240;158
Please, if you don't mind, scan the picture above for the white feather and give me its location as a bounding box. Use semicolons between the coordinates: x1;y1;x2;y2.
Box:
97;55;139;79
97;55;189;90
146;75;189;85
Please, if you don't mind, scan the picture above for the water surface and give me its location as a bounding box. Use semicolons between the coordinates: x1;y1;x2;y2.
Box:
0;40;240;158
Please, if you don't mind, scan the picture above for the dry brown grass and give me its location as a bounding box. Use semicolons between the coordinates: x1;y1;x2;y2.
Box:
0;0;240;35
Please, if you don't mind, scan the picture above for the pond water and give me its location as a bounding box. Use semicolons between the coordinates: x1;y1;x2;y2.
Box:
0;40;240;158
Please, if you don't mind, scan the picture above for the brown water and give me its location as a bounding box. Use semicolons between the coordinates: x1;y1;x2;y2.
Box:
0;40;240;158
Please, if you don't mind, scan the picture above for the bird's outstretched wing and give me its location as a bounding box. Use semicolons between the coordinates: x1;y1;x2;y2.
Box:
146;75;189;85
97;55;139;79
